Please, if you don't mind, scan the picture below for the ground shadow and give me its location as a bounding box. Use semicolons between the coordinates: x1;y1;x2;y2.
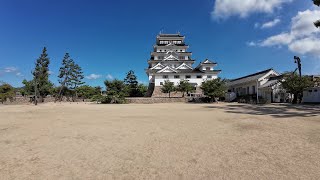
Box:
205;103;320;119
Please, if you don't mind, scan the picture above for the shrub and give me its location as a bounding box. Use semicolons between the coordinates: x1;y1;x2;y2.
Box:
98;95;127;104
100;96;113;104
0;83;15;103
91;94;103;102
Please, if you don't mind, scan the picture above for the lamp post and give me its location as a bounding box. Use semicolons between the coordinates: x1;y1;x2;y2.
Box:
294;56;302;78
293;56;303;103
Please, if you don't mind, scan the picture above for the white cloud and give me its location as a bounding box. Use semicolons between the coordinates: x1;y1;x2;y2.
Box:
212;0;292;19
4;67;18;73
0;67;23;77
16;72;24;77
106;74;114;80
260;33;293;46
255;9;320;57
288;37;320;56
86;74;102;80
261;18;281;29
247;41;257;46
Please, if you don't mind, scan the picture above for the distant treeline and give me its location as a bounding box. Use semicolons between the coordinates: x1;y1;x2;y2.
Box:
0;47;147;104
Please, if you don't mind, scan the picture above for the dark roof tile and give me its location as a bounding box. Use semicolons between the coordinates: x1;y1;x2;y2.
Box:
230;68;273;82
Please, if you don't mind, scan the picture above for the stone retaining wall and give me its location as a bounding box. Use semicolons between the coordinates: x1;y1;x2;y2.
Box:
152;86;203;97
126;97;186;104
1;96;90;105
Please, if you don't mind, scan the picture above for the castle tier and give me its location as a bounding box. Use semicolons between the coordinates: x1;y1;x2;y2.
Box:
145;33;221;97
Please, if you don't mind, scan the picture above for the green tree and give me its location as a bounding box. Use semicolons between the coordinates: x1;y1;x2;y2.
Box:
105;79;127;96
137;84;148;97
57;53;84;101
124;70;139;97
76;85;101;100
104;79;128;103
161;80;175;98
21;79;54;98
281;73;313;104
95;86;103;95
200;78;227;102
0;83;15;103
32;47;53;104
176;80;195;97
21;79;35;96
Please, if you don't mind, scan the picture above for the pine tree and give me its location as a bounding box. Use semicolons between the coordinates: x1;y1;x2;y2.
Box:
32;47;53;104
124;70;139;97
104;79;128;103
57;53;84;101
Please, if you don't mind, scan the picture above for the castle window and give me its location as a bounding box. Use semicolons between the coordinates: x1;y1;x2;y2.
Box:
174;75;180;79
186;75;191;79
206;67;211;71
163;75;168;79
196;75;202;79
160;82;163;85
207;75;212;79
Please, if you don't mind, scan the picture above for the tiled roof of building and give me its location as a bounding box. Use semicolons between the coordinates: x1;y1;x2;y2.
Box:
259;79;279;88
180;69;221;74
146;68;221;74
147;60;196;63
156;44;187;46
158;34;184;37
200;59;217;65
230;68;274;82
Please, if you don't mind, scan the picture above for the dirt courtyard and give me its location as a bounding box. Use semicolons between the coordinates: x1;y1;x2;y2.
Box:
0;103;319;179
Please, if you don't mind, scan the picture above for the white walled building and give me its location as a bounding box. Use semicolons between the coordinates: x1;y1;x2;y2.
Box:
302;76;320;103
226;69;291;103
145;34;221;97
303;87;320;103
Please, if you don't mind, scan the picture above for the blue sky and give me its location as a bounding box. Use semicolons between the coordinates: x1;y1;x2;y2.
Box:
0;0;319;88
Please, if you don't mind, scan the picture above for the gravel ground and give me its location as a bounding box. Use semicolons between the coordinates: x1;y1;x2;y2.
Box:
0;102;319;179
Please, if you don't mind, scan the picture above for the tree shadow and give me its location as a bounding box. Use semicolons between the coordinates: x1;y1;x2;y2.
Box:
205;103;320;119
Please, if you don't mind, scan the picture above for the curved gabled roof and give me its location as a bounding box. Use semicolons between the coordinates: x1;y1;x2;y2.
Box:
230;68;275;82
200;59;217;65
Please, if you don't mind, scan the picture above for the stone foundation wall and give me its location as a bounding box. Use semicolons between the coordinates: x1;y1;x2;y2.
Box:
195;87;203;94
152;87;183;98
1;96;91;105
152;86;203;97
1;97;31;105
126;97;186;104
